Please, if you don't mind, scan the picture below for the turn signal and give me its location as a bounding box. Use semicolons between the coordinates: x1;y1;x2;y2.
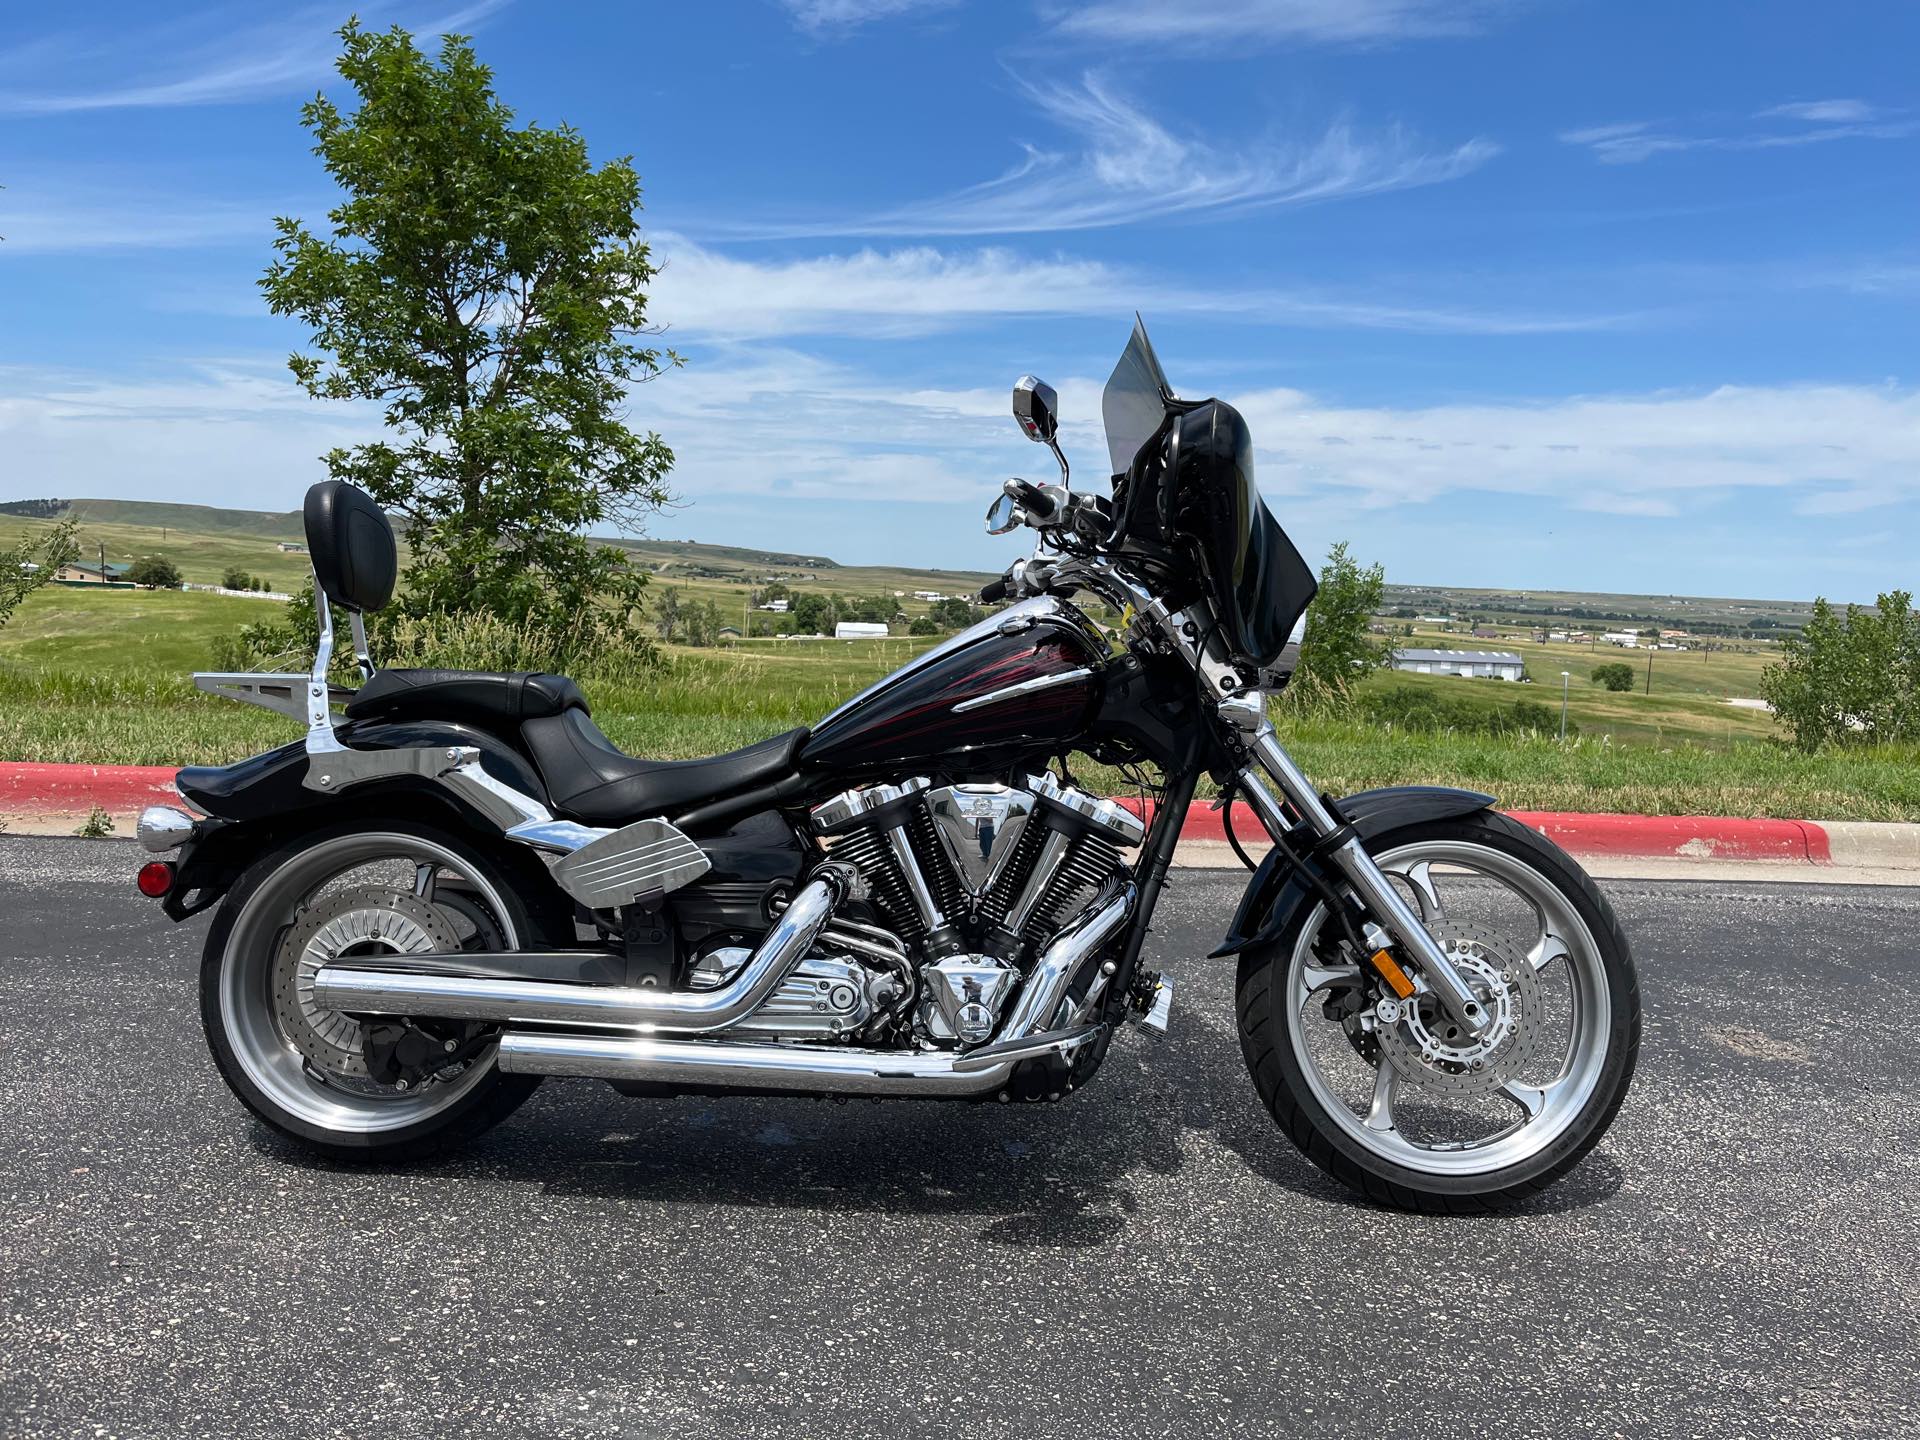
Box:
136;861;175;898
1368;947;1417;1000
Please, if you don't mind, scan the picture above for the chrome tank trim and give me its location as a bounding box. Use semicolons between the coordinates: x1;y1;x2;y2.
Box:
950;667;1093;714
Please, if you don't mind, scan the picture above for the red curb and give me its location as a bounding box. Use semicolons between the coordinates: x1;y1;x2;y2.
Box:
0;762;1836;866
1503;811;1830;863
0;762;179;816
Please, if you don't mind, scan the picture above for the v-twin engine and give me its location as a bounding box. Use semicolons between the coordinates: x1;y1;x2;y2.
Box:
808;772;1145;1047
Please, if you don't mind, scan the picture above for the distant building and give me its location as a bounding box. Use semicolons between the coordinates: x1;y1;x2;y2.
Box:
835;621;889;640
1602;632;1640;647
756;599;789;613
1415;615;1452;625
1471;627;1500;639
56;560;130;583
1391;648;1525;682
277;541;307;553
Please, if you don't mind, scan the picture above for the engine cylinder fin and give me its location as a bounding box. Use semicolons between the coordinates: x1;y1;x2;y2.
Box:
1023;834;1127;944
827;825;924;943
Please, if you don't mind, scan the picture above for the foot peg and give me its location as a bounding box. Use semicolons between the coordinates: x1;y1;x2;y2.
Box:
551;816;710;908
1129;969;1173;1036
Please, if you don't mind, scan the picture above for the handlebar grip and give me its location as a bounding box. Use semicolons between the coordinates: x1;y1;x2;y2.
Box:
1004;477;1054;519
978;575;1011;604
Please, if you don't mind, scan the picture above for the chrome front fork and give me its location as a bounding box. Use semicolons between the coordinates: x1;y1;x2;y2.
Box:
1232;717;1491;1039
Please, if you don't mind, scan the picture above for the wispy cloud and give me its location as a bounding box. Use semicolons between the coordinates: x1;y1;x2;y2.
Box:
1758;98;1891;125
723;70;1495;237
775;0;958;35
0;0;509;115
1049;0;1510;48
1238;381;1920;521
1561;100;1916;164
0;173;290;253
650;233;1636;338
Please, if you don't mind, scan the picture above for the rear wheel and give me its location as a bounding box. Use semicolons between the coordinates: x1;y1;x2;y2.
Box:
1236;810;1640;1212
201;819;545;1161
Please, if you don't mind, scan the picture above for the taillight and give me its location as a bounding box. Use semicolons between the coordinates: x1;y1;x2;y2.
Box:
136;861;175;898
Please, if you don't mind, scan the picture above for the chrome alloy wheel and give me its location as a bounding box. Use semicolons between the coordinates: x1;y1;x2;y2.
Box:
218;832;519;1134
1286;839;1613;1177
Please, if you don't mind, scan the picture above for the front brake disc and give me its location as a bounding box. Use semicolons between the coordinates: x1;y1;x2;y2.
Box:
1375;920;1544;1097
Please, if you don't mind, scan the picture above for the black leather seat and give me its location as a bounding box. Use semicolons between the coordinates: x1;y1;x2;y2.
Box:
344;669;587;728
522;707;808;824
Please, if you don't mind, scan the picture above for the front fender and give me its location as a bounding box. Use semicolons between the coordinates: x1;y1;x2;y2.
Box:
1210;785;1495;958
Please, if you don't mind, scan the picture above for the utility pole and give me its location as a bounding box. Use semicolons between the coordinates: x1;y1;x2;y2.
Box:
1645;649;1654;695
99;541;106;584
1560;671;1570;742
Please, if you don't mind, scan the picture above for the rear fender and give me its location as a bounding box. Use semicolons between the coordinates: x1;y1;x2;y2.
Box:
163;720;554;921
1211;786;1495;958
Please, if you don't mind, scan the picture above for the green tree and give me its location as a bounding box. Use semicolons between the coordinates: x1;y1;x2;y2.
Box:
127;555;183;589
1590;662;1635;692
908;615;937;637
790;592;833;635
222;566;254;590
0;520;79;629
262;21;676;640
653;586;684;643
1760;592;1920;750
1294;540;1387;698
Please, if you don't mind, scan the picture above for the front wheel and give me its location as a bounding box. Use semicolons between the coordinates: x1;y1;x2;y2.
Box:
1237;810;1640;1212
200;819;546;1162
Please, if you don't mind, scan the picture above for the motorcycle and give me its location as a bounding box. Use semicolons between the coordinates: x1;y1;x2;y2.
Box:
135;319;1639;1211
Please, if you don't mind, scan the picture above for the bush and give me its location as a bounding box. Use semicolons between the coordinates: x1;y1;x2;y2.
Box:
1761;591;1920;750
127;555;182;589
909;616;937;637
221;567;255;590
1591;662;1636;692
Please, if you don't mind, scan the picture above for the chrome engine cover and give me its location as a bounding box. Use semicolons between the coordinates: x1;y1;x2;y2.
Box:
918;954;1021;1046
689;946;896;1041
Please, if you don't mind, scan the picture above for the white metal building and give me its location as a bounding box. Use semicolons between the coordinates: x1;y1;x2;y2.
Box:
1390;648;1526;681
834;621;889;640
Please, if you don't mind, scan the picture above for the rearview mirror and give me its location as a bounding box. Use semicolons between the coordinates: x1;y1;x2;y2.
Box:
1012;376;1057;444
985;493;1020;534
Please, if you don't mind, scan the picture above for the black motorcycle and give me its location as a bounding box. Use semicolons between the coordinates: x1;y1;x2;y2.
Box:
136;320;1638;1210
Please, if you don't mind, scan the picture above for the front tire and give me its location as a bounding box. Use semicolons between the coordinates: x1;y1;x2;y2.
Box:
1236;810;1640;1212
200;819;546;1162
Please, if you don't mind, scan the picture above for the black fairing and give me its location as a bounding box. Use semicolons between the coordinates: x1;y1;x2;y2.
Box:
669;810;810;949
1166;400;1317;669
1212;786;1496;958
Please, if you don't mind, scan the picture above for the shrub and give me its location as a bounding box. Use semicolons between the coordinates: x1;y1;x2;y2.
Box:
1591;662;1636;692
127;555;182;589
221;567;254;590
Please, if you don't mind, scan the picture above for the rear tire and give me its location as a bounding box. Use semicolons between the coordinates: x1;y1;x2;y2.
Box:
200;818;545;1163
1236;810;1640;1213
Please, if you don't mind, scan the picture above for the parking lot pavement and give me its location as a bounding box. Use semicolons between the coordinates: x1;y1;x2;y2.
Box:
2;835;1916;1439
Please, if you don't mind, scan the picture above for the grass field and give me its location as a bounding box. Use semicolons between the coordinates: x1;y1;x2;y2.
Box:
2;501;1910;820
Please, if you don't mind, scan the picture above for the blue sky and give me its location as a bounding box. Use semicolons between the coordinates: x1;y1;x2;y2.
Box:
3;0;1916;601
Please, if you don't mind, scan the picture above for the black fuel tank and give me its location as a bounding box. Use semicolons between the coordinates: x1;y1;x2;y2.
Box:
800;598;1104;774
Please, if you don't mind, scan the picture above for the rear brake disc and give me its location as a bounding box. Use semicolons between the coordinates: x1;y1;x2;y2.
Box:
272;887;459;1080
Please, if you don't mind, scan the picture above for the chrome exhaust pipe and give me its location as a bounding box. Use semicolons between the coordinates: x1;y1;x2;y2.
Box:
494;880;1137;1096
312;865;852;1032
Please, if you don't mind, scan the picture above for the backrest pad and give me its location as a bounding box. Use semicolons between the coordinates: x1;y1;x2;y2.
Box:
304;480;396;614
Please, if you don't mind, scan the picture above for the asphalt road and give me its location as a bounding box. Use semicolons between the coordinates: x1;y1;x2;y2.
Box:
2;835;1916;1439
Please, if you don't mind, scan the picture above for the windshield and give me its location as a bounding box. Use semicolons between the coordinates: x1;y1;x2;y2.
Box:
1101;315;1174;477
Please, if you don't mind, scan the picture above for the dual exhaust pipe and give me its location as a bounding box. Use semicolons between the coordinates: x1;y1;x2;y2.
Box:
311;867;1137;1099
